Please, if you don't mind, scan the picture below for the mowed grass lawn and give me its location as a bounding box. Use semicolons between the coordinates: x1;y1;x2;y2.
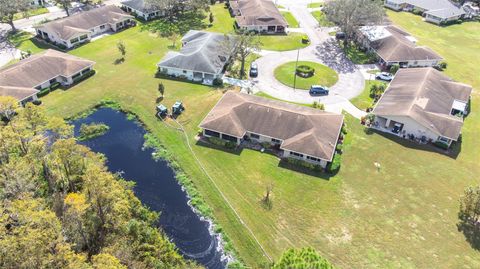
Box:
311;10;334;27
281;11;299;28
350;80;388;111
274;61;338;90
16;10;480;269
208;3;308;51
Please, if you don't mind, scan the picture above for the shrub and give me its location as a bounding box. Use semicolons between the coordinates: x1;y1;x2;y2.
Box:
296;65;315;78
312;101;325;110
326;153;341;173
336;144;343;153
412;8;423;15
439;61;447;70
78;122;110;141
38;87;51;97
50;82;60;89
301;35;310;44
208;136;236;149
434;141;449;150
390;64;400;74
73;69;96;83
341;123;348;135
213;78;223;87
286;158;323;171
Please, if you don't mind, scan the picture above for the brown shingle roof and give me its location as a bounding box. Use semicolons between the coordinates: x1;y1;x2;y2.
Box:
363;25;443;62
36;5;133;40
233;0;288;27
0;49;95;91
0;86;39;101
373;68;472;140
200;92;344;161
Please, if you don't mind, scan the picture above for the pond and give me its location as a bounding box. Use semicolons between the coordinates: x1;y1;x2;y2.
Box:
73;108;228;269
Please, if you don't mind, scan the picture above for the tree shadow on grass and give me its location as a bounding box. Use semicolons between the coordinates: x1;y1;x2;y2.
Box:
140;11;207;36
363;127;462;159
457;217;480;251
195;139;243;156
277;159;334;180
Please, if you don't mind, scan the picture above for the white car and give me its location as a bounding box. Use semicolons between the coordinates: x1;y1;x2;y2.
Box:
375;72;394;81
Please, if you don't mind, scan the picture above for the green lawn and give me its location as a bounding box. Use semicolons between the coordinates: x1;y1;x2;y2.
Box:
208;3;306;51
204;3;235;33
281;11;299;28
350;80;388;111
12;9;480;269
7;31;55;54
13;7;49;20
274;61;338;90
259;33;309;51
341;43;378;64
311;10;333;27
307;2;323;8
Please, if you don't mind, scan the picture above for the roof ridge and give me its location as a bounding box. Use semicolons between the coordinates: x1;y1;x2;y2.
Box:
406;68;433;114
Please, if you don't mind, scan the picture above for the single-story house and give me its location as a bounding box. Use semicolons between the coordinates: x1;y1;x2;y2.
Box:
358;25;443;68
199;91;344;168
157;30;236;85
121;0;164;21
384;0;465;24
230;0;288;34
0;49;95;105
35;5;134;49
372;67;472;147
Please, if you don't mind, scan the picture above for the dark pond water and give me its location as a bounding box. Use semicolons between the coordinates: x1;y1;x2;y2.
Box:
73;108;227;269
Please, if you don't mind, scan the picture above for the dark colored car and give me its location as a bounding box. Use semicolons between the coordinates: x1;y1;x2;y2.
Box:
249;62;258;77
309;85;329;95
335;32;346;40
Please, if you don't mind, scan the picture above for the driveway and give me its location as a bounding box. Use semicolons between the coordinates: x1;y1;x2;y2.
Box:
251;1;366;118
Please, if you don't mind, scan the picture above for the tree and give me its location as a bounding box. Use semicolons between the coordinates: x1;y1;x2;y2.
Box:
459;185;480;228
209;12;214;25
458;185;480;250
323;0;384;46
54;0;73;16
117;40;126;61
273;247;335;269
0;0;31;32
261;182;274;210
168;32;179;48
224;30;261;79
0;104;197;268
0;96;19;122
158;82;165;97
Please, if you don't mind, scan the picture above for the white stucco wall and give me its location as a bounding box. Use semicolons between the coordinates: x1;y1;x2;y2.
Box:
374;115;447;142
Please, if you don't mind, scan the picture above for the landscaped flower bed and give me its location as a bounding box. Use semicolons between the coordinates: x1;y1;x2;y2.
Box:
296;65;315;78
274;61;338;90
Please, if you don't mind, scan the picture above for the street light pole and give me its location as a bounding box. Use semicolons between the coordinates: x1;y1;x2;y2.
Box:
293;48;300;91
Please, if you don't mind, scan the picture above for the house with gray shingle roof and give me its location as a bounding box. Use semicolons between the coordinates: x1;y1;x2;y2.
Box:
199;91;344;168
372;67;472;147
157;30;236;85
384;0;465;25
121;0;164;21
358;25;443;68
230;0;288;33
35;5;134;49
0;49;95;105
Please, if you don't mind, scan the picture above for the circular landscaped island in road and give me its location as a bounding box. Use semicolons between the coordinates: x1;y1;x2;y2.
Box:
274;61;339;90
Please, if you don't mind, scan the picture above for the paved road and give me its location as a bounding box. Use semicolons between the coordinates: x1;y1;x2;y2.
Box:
251;0;366;118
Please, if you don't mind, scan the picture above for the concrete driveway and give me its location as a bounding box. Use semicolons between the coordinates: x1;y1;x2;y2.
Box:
251;1;366;118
